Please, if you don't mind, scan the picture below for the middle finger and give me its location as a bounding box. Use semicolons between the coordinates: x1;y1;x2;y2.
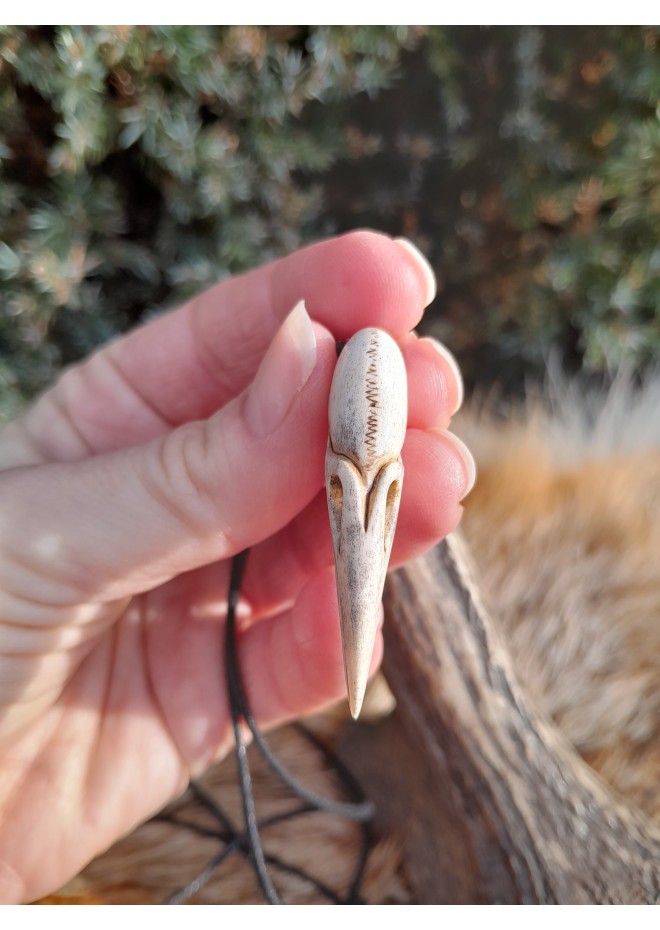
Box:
169;424;474;623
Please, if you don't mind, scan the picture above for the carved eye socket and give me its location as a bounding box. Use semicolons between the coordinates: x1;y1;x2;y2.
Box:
364;465;402;548
328;473;344;551
384;478;400;551
329;473;343;509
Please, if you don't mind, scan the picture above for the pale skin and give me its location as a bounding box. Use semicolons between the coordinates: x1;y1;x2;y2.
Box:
0;230;473;903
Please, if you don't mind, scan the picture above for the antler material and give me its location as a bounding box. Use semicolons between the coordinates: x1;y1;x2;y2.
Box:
325;328;407;718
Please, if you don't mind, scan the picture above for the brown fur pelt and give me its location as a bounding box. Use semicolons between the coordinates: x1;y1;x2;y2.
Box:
457;373;660;823
39;372;660;904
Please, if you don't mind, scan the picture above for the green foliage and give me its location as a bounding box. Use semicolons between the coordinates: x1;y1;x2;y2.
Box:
0;26;658;418
318;26;660;389
0;25;413;415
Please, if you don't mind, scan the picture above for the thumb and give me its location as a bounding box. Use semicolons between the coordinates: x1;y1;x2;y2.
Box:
0;303;336;605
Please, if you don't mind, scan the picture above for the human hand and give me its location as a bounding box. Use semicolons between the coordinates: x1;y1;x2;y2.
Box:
0;231;474;902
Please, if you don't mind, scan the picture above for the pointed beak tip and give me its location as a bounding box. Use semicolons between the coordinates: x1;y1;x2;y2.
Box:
347;687;365;721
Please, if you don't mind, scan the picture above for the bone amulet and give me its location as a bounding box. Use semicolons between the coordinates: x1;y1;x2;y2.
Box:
325;327;407;719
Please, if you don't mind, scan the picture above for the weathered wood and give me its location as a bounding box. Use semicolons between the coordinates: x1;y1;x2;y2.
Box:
344;533;660;904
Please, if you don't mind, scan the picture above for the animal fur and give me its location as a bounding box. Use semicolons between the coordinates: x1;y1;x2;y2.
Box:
38;372;660;904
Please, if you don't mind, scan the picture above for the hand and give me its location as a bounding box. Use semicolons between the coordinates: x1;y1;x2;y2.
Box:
0;231;473;902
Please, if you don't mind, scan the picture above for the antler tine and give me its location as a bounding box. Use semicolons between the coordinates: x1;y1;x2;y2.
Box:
325;328;407;718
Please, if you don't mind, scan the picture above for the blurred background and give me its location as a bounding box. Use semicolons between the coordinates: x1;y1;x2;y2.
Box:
0;25;658;421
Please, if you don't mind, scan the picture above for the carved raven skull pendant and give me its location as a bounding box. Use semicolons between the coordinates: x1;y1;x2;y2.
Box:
325;328;407;719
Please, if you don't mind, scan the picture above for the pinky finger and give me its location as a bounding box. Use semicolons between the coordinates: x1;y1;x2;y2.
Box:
240;566;384;731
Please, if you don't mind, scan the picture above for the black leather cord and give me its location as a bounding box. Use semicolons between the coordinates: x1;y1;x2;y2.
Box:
164;548;375;905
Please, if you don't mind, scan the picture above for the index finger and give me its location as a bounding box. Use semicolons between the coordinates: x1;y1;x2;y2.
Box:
19;231;436;461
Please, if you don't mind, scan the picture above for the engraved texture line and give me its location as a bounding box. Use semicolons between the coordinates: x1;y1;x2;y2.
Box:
364;332;380;460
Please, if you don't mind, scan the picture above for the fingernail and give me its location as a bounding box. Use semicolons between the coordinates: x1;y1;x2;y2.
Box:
395;237;437;306
437;429;476;500
244;300;317;438
424;337;464;415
